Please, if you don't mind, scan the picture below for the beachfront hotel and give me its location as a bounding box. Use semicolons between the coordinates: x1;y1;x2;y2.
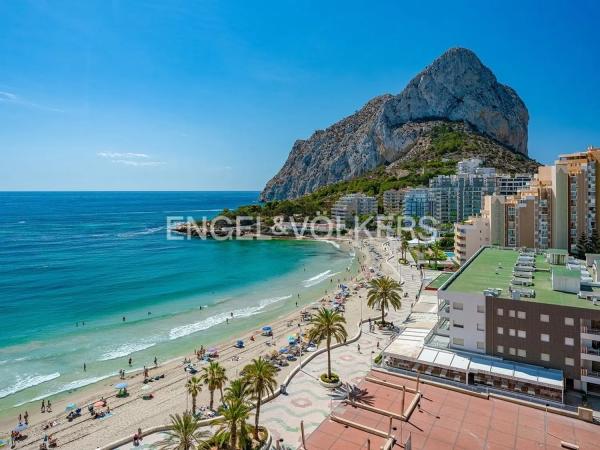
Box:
383;246;600;404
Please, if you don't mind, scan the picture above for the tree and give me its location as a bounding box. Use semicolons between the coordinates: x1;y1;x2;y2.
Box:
576;232;588;259
367;276;402;326
200;361;227;410
400;236;409;261
156;412;209;450
214;379;252;450
186;376;203;415
430;241;445;269
307;308;348;381
243;357;278;440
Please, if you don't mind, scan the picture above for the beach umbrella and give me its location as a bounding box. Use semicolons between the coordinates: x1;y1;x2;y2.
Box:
141;384;152;391
115;382;128;389
262;326;272;331
93;401;105;408
13;423;28;433
236;340;244;347
279;347;288;354
65;403;76;411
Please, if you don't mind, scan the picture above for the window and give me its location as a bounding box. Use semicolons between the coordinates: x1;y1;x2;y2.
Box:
518;330;526;338
565;317;574;326
540;314;550;322
477;341;484;350
497;345;504;353
541;333;550;342
477;305;485;313
541;353;550;362
497;327;504;335
517;311;526;319
509;310;516;318
453;321;464;329
565;337;574;346
497;308;504;316
453;302;463;310
477;323;485;331
509;347;516;356
453;338;464;346
509;328;516;337
565;357;574;366
517;349;527;357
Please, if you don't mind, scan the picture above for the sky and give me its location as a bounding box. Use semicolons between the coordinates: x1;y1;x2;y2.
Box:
0;0;599;191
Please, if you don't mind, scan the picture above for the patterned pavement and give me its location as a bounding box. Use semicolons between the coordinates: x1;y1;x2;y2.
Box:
262;241;431;449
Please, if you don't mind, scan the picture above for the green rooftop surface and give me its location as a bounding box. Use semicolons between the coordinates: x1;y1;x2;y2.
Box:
426;272;453;290
443;247;600;310
553;266;580;279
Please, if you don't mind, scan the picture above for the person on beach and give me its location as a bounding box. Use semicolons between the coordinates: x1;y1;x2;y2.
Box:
41;400;45;413
128;357;132;367
154;356;158;367
226;318;229;324
24;411;28;424
83;362;86;372
47;400;52;412
18;413;21;423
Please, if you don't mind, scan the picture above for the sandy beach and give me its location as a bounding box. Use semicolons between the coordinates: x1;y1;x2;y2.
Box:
2;237;390;449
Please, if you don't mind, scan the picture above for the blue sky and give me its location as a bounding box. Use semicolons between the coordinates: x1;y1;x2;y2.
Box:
0;0;598;191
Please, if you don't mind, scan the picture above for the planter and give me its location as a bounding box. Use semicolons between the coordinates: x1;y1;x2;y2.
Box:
319;373;342;389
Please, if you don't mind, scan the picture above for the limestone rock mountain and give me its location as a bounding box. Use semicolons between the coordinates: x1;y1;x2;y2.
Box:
261;48;531;201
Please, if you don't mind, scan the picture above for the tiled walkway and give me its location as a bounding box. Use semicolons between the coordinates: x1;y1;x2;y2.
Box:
261;252;428;448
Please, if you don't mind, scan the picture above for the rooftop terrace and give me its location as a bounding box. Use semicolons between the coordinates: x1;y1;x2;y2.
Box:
443;247;600;310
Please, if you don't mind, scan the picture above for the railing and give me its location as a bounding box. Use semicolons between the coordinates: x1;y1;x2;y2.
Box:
380;364;578;413
581;346;600;356
581;368;600;379
581;327;600;336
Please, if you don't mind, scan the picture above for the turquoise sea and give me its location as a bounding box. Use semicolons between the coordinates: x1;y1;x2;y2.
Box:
0;192;355;414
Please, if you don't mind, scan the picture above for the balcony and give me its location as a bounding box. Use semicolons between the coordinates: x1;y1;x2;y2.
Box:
581;368;600;385
581;346;600;362
438;300;450;317
581;327;600;340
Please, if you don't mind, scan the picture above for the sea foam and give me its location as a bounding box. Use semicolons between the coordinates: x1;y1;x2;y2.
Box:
168;295;292;340
13;374;113;407
302;270;339;288
97;341;158;361
0;372;61;399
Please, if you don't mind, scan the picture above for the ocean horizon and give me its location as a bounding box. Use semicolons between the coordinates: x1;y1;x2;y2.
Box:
0;191;355;413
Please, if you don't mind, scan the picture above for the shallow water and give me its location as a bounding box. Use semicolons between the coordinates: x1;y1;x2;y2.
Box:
0;192;354;412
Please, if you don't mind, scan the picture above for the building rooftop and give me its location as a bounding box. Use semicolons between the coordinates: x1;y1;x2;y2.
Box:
304;370;598;450
442;247;600;310
425;272;453;290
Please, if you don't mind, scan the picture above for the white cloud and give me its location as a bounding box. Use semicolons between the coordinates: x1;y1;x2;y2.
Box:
0;90;64;112
97;151;165;167
97;152;150;159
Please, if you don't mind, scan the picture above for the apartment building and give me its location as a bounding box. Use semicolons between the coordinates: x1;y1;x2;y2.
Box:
438;247;600;394
554;149;600;253
454;215;491;265
330;193;378;221
402;188;431;218
495;173;532;195
382;189;404;215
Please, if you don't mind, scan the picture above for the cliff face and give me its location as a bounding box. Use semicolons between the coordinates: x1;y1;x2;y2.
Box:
261;48;530;201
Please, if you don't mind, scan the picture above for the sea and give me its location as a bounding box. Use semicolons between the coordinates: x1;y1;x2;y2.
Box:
0;191;355;414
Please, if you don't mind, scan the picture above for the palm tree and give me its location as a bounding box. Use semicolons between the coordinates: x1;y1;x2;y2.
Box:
243;357;277;440
200;361;227;410
214;379;252;449
367;276;402;326
307;308;348;380
214;363;228;403
156;412;209;450
186;376;202;415
400;236;409;261
430;241;444;269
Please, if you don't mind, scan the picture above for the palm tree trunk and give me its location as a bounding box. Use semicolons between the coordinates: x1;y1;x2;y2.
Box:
381;304;385;326
254;396;261;440
219;386;224;403
192;395;196;415
230;419;237;450
327;335;332;378
209;389;214;410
